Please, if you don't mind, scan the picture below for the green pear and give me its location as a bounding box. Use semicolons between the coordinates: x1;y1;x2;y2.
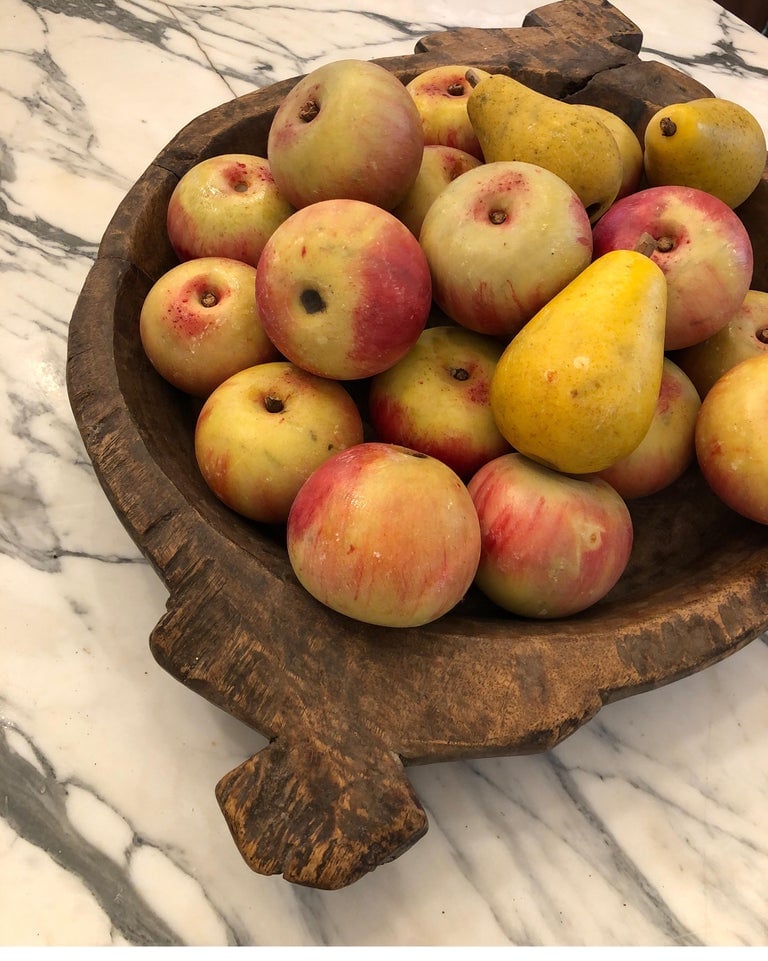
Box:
490;250;668;475
466;71;623;223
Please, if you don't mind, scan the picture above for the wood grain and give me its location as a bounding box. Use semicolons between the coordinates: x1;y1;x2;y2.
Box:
66;0;768;890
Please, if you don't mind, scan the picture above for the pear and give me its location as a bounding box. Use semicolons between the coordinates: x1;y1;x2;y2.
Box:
644;97;767;209
466;71;623;223
490;250;667;475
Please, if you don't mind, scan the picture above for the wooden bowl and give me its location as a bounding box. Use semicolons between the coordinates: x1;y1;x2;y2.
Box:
66;0;768;890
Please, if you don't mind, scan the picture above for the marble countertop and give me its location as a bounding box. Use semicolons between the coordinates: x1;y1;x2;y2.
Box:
3;0;768;947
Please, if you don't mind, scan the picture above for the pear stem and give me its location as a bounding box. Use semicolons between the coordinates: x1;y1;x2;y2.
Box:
464;68;483;88
634;232;658;258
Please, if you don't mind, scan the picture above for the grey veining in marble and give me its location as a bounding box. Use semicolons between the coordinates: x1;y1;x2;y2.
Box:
2;0;768;946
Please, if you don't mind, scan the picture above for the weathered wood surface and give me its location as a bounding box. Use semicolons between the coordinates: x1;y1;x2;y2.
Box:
67;0;768;890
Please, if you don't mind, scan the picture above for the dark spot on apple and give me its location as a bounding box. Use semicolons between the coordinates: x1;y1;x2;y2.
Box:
488;209;507;225
447;81;465;96
659;116;677;137
299;98;320;122
450;367;470;381
264;395;284;413
757;326;768;344
200;291;218;307
300;288;326;314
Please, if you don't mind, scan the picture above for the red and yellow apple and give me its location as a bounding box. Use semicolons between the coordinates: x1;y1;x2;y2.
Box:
673;289;768;398
166;154;295;268
194;361;364;524
139;256;279;398
695;353;768;524
266;58;424;211
419;160;593;340
405;64;490;159
286;442;482;627
591;185;754;350
468;453;634;619
256;198;432;380
595;357;701;499
368;325;511;479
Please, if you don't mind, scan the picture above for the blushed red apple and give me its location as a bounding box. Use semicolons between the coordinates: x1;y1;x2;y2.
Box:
592;185;753;350
166;154;294;268
267;58;424;210
468;453;634;619
194;361;364;524
286;442;482;627
419;160;593;340
695;353;768;524
368;325;510;479
256;198;432;380
139;256;279;398
596;357;701;499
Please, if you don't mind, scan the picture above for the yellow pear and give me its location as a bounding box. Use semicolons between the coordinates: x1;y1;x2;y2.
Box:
490;250;667;475
466;71;623;222
644;97;766;208
570;103;644;200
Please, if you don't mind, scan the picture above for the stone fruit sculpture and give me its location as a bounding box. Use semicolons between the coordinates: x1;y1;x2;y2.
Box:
266;58;424;210
592;185;754;350
391;144;482;237
368;325;511;480
468;453;634;619
418;160;593;339
695;353;768;525
286;442;482;628
166;153;295;269
194;361;364;523
465;69;623;222
570;103;644;200
489;250;667;475
256;198;433;380
139;256;279;398
405;63;491;159
644;97;767;209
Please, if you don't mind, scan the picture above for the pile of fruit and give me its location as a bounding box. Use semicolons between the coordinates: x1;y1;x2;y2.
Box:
138;57;768;629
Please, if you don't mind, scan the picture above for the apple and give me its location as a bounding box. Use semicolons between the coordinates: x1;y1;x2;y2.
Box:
418;160;593;340
166;154;295;268
266;58;424;211
194;361;364;524
595;357;701;499
570;103;644;200
256;198;433;380
405;64;491;160
139;256;279;398
591;185;754;350
673;289;768;398
368;325;511;480
695;353;768;524
286;442;482;627
391;144;482;238
468;453;634;619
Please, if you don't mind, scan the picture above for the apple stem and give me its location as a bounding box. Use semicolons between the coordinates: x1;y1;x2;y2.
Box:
659;116;677;137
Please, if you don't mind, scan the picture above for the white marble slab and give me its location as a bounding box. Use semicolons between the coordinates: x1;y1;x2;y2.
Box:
2;0;768;946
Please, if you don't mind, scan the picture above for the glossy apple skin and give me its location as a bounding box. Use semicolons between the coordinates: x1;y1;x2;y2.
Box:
468;453;633;619
673;289;768;398
419;160;593;340
596;357;701;499
266;59;424;211
287;442;481;627
695;353;768;524
392;144;482;237
256;199;432;380
194;361;364;524
139;257;279;398
368;325;511;480
166;154;295;268
591;185;753;350
405;64;491;160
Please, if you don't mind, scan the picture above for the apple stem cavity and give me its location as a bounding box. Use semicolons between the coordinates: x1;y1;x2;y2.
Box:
300;288;326;314
450;367;470;381
489;209;507;225
757;327;768;344
233;181;248;192
200;290;218;307
299;99;320;123
447;81;465;96
659;116;677;137
263;395;285;414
